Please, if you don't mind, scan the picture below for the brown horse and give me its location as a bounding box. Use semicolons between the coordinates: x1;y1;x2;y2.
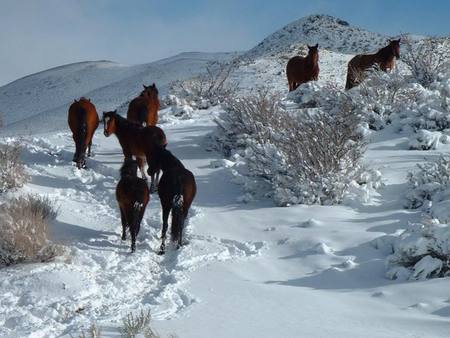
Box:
68;97;99;169
116;159;150;252
103;110;167;191
127;83;160;126
147;146;196;254
286;44;319;92
345;39;401;90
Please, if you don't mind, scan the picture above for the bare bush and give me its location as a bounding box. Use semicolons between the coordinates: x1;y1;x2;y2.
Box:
215;88;368;205
0;194;61;266
71;323;101;338
170;59;240;107
0;142;28;192
401;36;450;87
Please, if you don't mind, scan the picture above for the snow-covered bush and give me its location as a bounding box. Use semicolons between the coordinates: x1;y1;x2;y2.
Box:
214;87;373;206
0;194;61;266
121;310;176;338
385;157;450;280
404;156;450;209
170;60;239;108
386;222;450;280
0;142;28;192
401;37;450;88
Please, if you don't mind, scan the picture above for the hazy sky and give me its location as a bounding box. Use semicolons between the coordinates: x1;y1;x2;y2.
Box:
1;0;449;86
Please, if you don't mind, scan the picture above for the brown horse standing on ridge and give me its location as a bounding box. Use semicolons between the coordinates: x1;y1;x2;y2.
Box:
286;44;319;92
345;39;401;90
68;97;99;169
103;110;167;191
127;83;160;126
116;159;150;252
147;146;196;255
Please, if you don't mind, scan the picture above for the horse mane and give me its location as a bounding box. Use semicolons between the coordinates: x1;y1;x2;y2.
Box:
112;111;142;132
376;44;395;61
154;146;184;171
120;159;138;178
79;97;90;102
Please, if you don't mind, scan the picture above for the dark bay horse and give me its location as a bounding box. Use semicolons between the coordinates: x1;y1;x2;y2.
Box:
147;146;196;254
286;44;319;92
68;97;99;169
127;84;160;126
116;159;150;252
345;39;401;90
103;110;167;191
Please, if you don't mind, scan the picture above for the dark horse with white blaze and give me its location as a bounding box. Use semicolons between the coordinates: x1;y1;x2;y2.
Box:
68;97;99;169
127;84;160;127
147;146;197;254
116;159;149;252
345;39;401;90
103;110;167;191
286;44;319;92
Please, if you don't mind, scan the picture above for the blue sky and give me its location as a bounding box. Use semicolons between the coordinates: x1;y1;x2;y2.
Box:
0;0;449;85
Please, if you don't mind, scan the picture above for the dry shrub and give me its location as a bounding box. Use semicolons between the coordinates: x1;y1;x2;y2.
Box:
170;60;239;107
401;36;450;87
0;142;28;192
216;88;366;205
120;310;177;338
0;194;61;266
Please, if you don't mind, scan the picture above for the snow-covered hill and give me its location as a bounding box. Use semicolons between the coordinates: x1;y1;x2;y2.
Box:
245;14;388;59
1;14;450;338
0;52;234;135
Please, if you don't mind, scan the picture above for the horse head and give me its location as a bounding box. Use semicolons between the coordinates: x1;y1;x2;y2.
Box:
389;39;401;59
141;83;159;97
147;145;165;177
103;110;118;137
307;44;319;63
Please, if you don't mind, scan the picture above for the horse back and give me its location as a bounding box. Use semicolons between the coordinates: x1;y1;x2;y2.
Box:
68;100;99;134
116;176;150;208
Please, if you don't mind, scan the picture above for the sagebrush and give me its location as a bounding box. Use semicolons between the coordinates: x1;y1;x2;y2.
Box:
170;60;239;108
0;142;28;192
215;87;369;205
0;194;61;266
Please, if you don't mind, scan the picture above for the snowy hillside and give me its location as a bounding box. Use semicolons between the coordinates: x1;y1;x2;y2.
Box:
1;14;450;338
245;14;388;59
0;52;234;135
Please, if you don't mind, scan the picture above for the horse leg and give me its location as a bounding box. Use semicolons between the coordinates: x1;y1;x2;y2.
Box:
150;170;160;194
120;207;127;240
87;139;93;157
158;203;171;255
137;157;147;181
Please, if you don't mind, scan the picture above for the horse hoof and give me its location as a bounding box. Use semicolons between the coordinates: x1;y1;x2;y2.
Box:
157;249;165;255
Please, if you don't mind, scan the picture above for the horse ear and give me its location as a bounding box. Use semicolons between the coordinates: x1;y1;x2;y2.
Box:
307;44;312;49
143;84;147;89
315;43;318;48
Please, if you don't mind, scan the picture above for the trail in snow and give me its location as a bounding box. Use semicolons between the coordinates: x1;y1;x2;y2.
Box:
0;109;265;337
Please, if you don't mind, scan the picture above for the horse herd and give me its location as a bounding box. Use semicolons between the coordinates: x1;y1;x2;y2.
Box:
68;84;196;254
67;38;400;254
286;38;401;91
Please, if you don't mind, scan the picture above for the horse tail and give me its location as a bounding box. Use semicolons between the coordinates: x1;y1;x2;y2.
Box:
129;200;144;251
75;108;87;165
171;174;184;242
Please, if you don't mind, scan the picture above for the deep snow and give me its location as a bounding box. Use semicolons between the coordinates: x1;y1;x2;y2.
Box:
0;14;450;338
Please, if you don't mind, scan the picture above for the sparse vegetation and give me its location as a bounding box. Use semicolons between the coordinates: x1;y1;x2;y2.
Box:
120;310;177;338
170;59;240;108
0;194;62;266
215;86;370;205
0;142;28;193
401;36;450;87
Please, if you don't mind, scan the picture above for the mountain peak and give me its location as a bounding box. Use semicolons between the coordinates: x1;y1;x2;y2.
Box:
245;14;387;59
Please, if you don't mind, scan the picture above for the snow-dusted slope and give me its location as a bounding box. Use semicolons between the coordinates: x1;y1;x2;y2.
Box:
246;14;388;59
0;52;234;135
1;14;450;338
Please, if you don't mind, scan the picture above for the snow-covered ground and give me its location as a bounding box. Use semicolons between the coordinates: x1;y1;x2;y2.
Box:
1;14;450;338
